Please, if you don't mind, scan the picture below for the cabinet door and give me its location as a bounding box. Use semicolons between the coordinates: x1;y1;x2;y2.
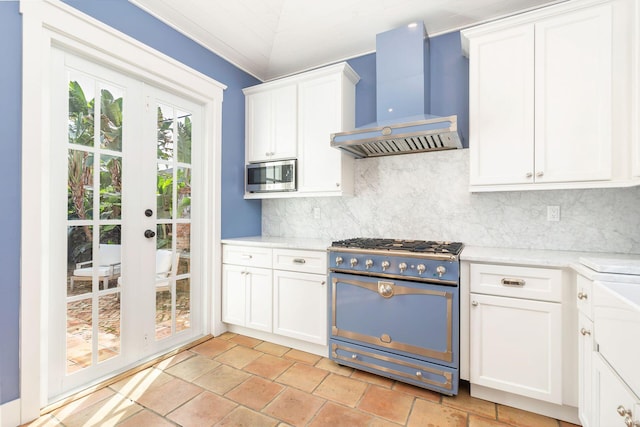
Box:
534;4;612;183
297;75;344;193
222;264;246;326
470;293;562;403
578;313;594;427
469;25;535;185
246;85;297;163
245;267;273;332
273;270;327;344
593;353;640;427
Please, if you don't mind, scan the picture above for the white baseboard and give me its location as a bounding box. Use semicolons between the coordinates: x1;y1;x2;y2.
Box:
1;398;21;427
225;325;329;358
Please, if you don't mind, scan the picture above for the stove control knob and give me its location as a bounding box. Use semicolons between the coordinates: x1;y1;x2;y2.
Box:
381;261;390;271
335;256;343;266
350;258;358;267
417;264;426;275
399;262;408;273
436;265;447;277
365;259;374;269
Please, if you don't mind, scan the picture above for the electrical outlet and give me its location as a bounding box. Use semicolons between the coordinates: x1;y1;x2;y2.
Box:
547;205;560;222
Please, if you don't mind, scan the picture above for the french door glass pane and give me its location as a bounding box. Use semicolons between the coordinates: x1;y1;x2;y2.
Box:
157;104;174;161
176;110;191;164
67;298;92;373
68;75;95;147
67;225;93;297
68;150;94;220
98;294;120;362
176;278;191;333
156;290;172;340
100;155;122;220
99;85;123;152
177;167;191;219
157;165;173;220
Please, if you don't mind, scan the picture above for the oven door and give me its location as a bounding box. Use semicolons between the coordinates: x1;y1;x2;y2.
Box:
329;272;459;366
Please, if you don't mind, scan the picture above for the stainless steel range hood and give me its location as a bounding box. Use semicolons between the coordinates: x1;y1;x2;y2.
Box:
331;22;462;158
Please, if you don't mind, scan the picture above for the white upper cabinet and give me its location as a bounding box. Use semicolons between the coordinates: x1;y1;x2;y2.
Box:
462;0;639;192
243;63;359;199
245;85;297;163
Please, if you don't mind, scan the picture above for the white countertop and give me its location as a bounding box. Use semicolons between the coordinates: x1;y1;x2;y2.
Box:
221;236;332;251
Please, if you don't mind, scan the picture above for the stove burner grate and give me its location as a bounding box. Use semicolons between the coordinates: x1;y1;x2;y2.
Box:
331;238;464;255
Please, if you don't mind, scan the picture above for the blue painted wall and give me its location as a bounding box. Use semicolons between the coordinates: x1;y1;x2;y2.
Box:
0;0;22;406
1;0;469;406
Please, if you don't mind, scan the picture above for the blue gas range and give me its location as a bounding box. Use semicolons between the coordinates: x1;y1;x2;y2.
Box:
328;238;463;395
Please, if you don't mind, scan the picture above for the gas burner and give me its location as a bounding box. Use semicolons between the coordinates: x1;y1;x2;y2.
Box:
331;238;464;255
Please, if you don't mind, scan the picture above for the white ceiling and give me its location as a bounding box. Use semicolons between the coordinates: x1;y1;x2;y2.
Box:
130;0;565;81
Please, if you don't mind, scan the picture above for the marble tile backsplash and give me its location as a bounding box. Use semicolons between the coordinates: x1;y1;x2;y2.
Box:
262;149;640;254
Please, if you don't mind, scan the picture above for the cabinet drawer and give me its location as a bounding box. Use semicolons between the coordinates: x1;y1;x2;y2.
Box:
222;245;272;268
576;274;593;319
470;263;562;302
273;249;327;274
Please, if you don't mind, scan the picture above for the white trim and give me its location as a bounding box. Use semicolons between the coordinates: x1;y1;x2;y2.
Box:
20;0;224;422
0;399;21;427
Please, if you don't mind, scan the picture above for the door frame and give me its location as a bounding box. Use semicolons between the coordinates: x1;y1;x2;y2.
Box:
20;0;226;421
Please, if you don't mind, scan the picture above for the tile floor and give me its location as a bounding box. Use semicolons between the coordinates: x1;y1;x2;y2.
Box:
25;333;580;427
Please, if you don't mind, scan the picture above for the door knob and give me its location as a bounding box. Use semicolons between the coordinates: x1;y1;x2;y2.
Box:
145;209;153;217
144;229;156;238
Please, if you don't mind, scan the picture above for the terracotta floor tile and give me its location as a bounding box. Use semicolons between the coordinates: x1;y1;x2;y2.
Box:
191;338;237;357
263;388;325;427
308;401;373;427
135;377;202;415
244;353;295;380
116;409;176;427
357;385;414;424
22;414;63;427
313;373;368;407
215;344;263;368
497;404;560;427
255;341;290;357
393;381;441;402
368;418;404;427
314;358;354;376
276;362;329;392
407;398;468;427
216;332;238;340
165;354;221;381
51;387;115;420
216;406;279;427
167;391;237;427
109;367;173;400
59;393;143;427
229;334;263;348
350;369;394;388
469;414;515;427
225;376;285;410
154;350;195;370
193;364;251;394
284;348;322;365
442;383;496;418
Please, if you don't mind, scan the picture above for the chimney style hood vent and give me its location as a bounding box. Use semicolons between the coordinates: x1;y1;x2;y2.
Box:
331;22;462;158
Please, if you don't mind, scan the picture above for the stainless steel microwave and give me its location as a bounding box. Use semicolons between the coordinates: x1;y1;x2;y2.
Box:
246;159;297;193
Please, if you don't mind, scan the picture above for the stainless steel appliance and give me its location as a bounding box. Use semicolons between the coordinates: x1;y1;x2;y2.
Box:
328;238;463;395
246;159;296;193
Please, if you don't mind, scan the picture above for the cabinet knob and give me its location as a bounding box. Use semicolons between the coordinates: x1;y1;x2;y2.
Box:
351;354;358;360
526;172;533;178
415;371;423;378
577;292;588;300
471;301;479;306
320;281;326;286
618;405;632;417
536;171;544;177
580;328;591;336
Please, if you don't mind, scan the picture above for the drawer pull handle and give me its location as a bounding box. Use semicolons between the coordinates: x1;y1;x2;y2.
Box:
618;405;632;417
577;292;588;300
501;278;525;287
580;328;591;336
293;258;306;264
241;254;253;260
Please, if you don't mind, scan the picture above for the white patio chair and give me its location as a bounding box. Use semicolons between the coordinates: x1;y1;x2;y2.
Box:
70;244;122;290
116;249;180;292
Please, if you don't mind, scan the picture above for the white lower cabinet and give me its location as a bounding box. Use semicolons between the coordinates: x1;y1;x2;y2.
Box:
273;270;327;344
470;292;562;403
222;264;272;332
222;244;328;349
578;312;594;427
593;353;640;427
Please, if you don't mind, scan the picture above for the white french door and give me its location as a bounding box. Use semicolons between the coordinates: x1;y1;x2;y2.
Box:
47;48;205;400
